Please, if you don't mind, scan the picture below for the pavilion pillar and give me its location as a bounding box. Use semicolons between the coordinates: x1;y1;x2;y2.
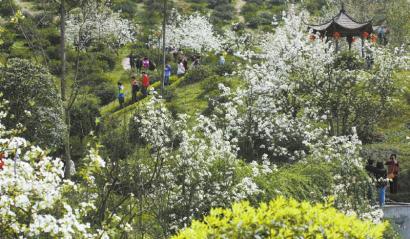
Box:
361;38;364;57
347;36;353;51
335;40;339;53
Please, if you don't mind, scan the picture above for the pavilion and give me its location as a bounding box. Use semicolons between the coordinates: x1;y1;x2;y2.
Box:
307;5;373;55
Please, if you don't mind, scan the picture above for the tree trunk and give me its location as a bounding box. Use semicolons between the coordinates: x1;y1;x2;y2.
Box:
161;0;167;96
60;0;72;178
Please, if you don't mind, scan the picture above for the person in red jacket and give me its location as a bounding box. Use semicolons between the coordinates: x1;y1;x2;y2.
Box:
0;152;5;170
386;154;399;194
141;72;150;96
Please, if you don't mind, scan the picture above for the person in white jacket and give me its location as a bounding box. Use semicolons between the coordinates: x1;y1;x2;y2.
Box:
177;61;185;77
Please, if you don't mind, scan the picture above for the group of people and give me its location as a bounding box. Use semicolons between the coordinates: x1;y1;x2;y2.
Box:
366;154;400;206
129;56;156;72
117;72;151;108
118;51;228;108
176;55;201;77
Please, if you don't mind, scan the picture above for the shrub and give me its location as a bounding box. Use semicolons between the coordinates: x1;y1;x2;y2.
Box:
70;95;101;141
214;62;235;76
172;197;388;239
241;3;258;16
93;81;116;105
0;58;65;148
247;16;264;29
183;65;213;84
211;4;235;24
0;0;18;17
112;0;138;19
256;162;334;202
405;90;410;105
258;11;274;25
190;3;206;12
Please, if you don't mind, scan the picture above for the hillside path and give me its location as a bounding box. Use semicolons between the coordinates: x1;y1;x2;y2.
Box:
235;0;246;23
383;203;410;238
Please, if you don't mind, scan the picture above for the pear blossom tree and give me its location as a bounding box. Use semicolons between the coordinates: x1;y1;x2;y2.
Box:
256;7;407;141
0;98;137;238
165;11;222;53
95;96;264;237
0;101;94;237
65;1;135;50
88;6;404;236
200;6;406;222
59;0;136;177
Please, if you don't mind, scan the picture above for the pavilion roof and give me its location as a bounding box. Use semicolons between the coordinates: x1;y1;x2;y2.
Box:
308;8;373;37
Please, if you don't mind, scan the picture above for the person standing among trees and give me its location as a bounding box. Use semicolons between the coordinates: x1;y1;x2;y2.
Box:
118;82;125;108
164;64;172;86
177;60;185;77
131;75;139;103
141;72;150;96
142;57;150;71
0;152;5;170
219;53;225;65
374;161;388;207
191;56;200;68
365;159;377;177
386;154;399;194
129;55;135;70
365;158;377;202
182;57;188;72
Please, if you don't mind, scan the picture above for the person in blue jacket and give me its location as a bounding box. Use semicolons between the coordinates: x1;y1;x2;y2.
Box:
164;64;172;86
118;82;125;108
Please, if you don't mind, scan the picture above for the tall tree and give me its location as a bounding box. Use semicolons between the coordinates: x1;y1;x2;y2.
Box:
59;0;72;177
0;58;65;148
55;0;135;177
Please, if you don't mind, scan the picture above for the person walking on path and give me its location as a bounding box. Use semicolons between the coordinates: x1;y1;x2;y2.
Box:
374;161;388;207
365;158;377;201
0;152;5;170
131;75;139;103
219;53;225;65
182;57;188;72
386;154;399;194
118;82;125;108
164;64;172;86
365;159;377;177
141;72;150;96
191;56;200;68
142;57;150;70
177;61;185;77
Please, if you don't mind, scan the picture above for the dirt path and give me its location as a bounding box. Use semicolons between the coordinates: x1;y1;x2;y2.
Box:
234;0;246;23
383;204;410;238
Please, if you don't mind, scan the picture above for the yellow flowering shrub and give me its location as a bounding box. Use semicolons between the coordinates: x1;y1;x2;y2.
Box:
172;197;387;239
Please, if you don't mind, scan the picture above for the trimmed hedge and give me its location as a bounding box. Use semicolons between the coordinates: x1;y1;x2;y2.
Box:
172;197;388;238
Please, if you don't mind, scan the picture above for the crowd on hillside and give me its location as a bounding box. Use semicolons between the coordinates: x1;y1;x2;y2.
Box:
117;52;226;108
365;153;400;207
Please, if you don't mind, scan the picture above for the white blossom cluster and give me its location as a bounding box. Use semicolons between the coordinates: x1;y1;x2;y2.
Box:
0;101;109;238
165;11;222;53
0;140;91;237
202;7;406;224
131;96;264;230
66;1;135;50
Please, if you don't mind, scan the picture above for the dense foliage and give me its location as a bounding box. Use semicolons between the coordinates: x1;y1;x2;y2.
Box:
172;197;388;238
0;100;105;238
0;58;65;148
